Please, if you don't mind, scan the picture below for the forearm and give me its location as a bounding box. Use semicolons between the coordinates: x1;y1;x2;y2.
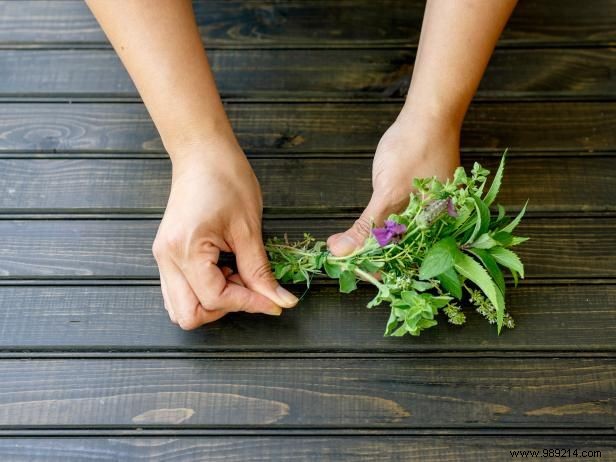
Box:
85;0;233;159
402;0;518;128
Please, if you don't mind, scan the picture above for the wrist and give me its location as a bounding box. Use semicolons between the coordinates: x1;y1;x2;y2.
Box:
167;127;244;171
399;93;467;132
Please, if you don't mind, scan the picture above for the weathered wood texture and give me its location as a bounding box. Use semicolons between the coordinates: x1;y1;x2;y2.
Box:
0;358;613;427
0;283;613;350
0;157;613;212
0;102;613;152
0;0;614;456
0;218;614;279
0;437;612;462
1;48;614;99
1;0;614;46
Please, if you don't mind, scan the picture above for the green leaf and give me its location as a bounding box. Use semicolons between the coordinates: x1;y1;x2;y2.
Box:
501;199;528;234
419;236;461;280
437;267;463;299
471;232;499;249
323;259;342;278
339;270;358;293
359;259;384;273
468;248;506;295
483;150;507;206
490;246;525;279
509;236;530;246
492;231;513;247
454;252;505;333
465;194;490;244
497;204;506;221
411;280;434;292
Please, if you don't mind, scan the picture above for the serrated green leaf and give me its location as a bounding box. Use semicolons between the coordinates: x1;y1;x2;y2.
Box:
466;194;490;244
509;236;530;246
339;270;358;293
490;246;525;278
483;150;507;206
468;248;506;295
471;232;499;249
454;252;505;333
419;236;461;280
492;231;513;247
501;199;528;234
437;267;463;299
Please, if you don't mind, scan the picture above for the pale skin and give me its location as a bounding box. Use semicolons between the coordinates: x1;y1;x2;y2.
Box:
85;0;517;330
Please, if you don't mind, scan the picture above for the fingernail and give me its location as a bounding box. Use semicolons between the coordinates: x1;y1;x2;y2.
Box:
333;235;357;256
276;285;299;307
269;306;283;316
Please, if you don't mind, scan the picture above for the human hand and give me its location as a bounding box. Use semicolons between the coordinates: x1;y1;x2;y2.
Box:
327;110;461;256
152;138;299;330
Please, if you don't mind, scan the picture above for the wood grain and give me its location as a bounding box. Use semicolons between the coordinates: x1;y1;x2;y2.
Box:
0;218;613;279
0;358;614;427
0;0;614;46
1;48;614;99
0;283;614;351
0;437;612;461
0;157;613;212
0;102;613;153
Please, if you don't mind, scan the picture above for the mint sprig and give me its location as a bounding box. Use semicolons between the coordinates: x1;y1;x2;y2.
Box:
266;151;529;336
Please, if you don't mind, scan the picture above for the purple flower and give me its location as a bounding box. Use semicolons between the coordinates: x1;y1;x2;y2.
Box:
372;220;407;247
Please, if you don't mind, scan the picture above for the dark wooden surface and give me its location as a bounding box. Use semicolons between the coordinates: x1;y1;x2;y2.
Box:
0;0;614;460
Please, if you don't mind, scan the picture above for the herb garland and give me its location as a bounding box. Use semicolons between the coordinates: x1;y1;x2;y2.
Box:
266;152;528;336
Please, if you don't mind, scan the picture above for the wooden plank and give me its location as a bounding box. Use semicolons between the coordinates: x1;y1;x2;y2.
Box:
1;48;614;99
0;437;612;461
0;99;604;152
0;157;613;212
0;218;614;279
0;103;613;153
0;0;614;46
0;358;613;427
0;283;614;351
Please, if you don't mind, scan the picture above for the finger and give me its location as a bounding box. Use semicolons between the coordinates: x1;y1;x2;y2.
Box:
183;242;284;316
221;266;234;278
327;195;388;257
228;273;245;287
159;256;227;330
234;234;299;308
159;273;177;324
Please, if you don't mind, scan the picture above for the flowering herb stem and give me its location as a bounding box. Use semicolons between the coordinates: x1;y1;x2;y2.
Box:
266;151;529;337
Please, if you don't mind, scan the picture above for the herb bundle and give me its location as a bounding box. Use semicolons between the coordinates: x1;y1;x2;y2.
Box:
266;152;528;336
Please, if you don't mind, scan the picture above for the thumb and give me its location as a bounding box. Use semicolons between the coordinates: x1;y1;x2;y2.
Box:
327;194;389;257
234;233;299;308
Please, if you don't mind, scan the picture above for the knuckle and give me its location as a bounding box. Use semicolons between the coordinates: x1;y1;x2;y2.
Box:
250;260;275;282
352;215;372;237
176;315;200;331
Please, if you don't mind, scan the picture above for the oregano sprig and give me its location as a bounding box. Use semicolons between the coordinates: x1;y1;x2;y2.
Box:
266;151;529;337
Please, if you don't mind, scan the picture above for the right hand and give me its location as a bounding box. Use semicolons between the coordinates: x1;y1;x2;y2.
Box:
152;138;298;330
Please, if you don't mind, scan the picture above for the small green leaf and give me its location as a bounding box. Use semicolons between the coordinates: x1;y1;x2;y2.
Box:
454;252;505;333
490;246;525;278
359;259;384;273
501;199;528;234
509;236;530;246
483;150;507;206
411;280;434;292
466;194;490;244
468;248;506;295
437;267;463;299
471;232;499;249
339;270;358;293
419;236;461;280
323;259;342;278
